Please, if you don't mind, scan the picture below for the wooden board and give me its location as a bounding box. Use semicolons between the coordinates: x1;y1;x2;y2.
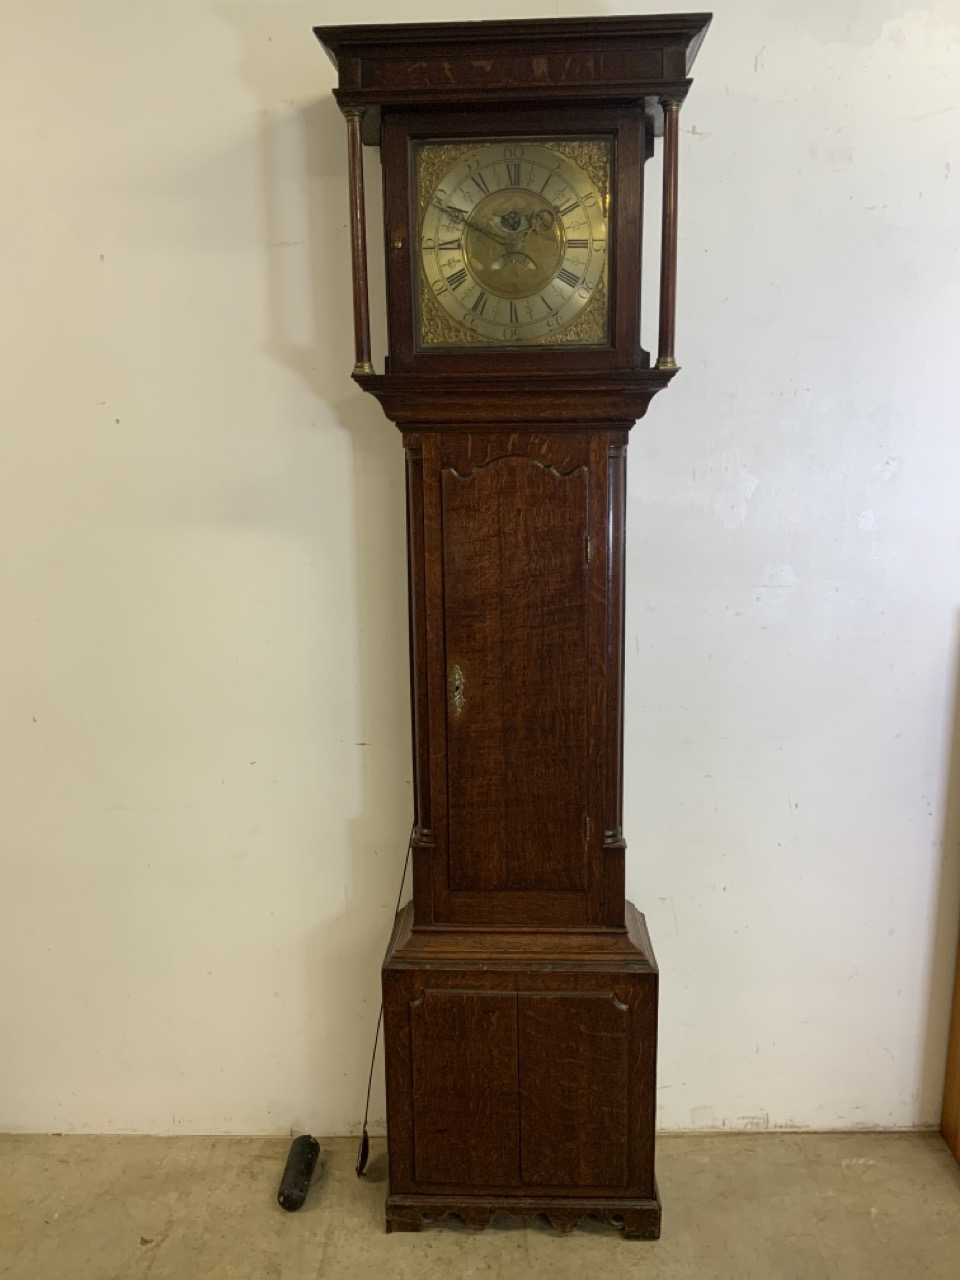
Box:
442;455;590;892
411;989;520;1185
519;992;629;1187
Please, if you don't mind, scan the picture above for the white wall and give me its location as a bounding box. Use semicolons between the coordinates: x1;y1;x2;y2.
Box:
1;0;958;1135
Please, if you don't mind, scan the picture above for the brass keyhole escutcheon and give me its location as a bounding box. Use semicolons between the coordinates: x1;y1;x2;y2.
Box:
449;664;465;717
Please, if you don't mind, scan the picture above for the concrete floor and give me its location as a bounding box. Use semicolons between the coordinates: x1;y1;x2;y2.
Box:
1;1132;958;1279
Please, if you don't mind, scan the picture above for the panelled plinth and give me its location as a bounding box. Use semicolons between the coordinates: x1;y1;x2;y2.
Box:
382;901;660;1240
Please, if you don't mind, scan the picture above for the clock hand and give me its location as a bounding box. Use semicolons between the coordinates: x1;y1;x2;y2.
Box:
433;199;470;222
530;209;557;238
467;219;512;247
432;199;511;246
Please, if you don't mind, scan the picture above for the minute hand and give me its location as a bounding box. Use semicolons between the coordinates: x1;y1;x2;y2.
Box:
433;201;510;246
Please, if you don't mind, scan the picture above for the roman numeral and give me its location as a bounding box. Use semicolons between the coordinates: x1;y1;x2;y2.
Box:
567;239;589;249
471;172;490;196
540;294;554;312
557;200;579;217
438;238;461;250
506;162;521;186
470;291;488;316
447;267;468;290
509;301;518;324
557;267;580;288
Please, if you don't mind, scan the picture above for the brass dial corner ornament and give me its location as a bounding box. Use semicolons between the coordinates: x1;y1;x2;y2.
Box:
417;138;611;348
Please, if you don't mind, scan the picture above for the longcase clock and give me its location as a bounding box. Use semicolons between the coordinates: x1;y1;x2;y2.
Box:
315;15;711;1241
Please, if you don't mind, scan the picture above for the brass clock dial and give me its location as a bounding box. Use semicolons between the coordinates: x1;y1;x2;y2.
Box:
418;140;610;347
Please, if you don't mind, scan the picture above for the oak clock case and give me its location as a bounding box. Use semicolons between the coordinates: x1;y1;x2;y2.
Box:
315;13;711;1243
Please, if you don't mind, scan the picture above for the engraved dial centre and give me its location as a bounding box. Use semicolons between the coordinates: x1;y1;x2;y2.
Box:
463;191;565;299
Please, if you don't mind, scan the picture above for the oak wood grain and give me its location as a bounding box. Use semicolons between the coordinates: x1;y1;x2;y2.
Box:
316;14;711;146
411;989;520;1186
352;371;676;425
443;455;590;893
519;992;629;1187
383;903;659;1207
410;430;616;930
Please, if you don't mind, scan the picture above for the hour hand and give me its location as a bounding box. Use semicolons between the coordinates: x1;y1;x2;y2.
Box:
432;199;470;224
462;216;511;247
433;200;509;246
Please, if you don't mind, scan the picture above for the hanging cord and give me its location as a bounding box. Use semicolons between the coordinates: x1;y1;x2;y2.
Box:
356;823;414;1177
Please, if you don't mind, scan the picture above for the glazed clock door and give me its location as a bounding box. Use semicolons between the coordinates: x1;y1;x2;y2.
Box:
424;430;611;928
377;103;646;376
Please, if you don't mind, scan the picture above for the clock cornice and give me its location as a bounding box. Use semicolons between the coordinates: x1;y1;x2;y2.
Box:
315;14;712;144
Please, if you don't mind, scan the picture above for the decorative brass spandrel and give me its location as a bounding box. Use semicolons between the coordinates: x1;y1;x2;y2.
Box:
420;285;489;346
539;277;608;346
546;140;610;205
417;143;483;220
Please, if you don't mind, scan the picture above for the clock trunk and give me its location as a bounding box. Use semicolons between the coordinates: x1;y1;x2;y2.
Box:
406;429;627;930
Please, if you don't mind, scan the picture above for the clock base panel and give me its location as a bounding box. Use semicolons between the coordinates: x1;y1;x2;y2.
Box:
381;900;660;1236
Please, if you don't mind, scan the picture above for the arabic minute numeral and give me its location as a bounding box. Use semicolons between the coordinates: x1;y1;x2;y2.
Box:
557;267;580;288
